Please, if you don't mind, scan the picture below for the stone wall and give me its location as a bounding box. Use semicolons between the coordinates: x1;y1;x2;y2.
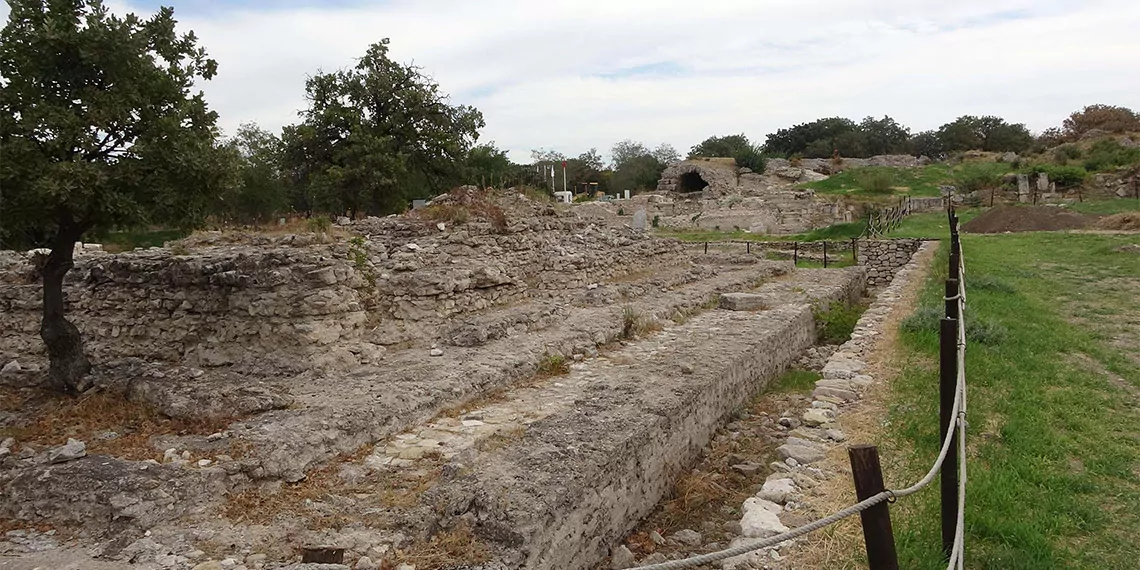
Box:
0;223;686;370
856;238;924;286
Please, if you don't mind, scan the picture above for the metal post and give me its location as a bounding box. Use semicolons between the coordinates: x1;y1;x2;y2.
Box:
823;241;828;268
939;315;960;560
848;445;899;570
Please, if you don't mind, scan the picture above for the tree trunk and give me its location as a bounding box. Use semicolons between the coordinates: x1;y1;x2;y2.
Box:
40;226;92;393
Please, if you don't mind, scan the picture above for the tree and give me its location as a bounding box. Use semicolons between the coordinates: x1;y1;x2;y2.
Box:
0;0;224;393
611;154;664;194
936;115;1033;153
465;142;511;188
284;39;484;217
762;118;858;157
651;143;680;164
859;116;911;156
218;123;289;224
1062;104;1140;140
907;130;944;158
689;134;765;171
611;139;650;171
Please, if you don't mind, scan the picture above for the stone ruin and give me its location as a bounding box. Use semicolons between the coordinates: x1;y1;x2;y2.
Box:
0;189;927;570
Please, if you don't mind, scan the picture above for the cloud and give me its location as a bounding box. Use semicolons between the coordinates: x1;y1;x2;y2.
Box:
5;0;1140;162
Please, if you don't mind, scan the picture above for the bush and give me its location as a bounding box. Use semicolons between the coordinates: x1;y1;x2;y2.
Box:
853;168;895;193
1082;139;1140;172
652;214;660;228
419;203;470;224
953;164;1005;193
306;216;332;233
1025;164;1088;188
536;353;570;377
1052;144;1084;163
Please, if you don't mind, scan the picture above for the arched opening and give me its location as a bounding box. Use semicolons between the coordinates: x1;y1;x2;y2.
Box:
678;171;710;193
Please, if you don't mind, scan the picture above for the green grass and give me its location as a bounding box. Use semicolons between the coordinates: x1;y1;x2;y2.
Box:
1066;199;1140;215
95;228;188;251
883;232;1140;569
885;208;981;239
801;163;1014;198
770;369;822;393
655;220;867;243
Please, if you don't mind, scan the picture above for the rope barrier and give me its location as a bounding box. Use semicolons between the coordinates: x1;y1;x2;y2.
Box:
639;238;972;570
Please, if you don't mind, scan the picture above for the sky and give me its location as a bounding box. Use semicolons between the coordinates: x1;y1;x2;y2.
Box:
4;0;1140;163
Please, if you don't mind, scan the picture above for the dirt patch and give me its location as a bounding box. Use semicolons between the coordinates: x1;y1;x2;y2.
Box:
1095;212;1140;231
962;205;1098;234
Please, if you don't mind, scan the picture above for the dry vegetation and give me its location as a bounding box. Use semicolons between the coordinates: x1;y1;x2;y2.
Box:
0;387;236;460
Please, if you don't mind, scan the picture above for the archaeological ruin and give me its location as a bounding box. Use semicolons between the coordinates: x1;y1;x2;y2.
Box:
0;187;931;570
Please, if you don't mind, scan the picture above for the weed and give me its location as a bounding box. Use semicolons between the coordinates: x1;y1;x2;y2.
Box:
621;306;663;339
418;204;470;225
652;214;660;228
473;426;526;453
1083;139;1140;172
770;368;821;393
953;163;1005;193
618;207;626;216
812;301;866;345
399;521;491;568
168;243;190;256
536;353;570;377
347;236;376;285
969;274;1015;294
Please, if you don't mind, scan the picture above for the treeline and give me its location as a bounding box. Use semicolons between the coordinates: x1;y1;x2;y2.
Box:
760;104;1140;160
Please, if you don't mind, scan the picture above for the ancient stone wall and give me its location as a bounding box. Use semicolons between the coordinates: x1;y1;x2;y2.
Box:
0;223;685;369
856;238;925;286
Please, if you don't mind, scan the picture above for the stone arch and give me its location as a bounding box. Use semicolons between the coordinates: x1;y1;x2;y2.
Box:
678;171;710;193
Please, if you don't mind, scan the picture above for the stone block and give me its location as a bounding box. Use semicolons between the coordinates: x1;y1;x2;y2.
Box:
719;293;768;311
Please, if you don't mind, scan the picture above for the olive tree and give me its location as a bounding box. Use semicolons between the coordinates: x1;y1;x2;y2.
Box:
0;0;224;392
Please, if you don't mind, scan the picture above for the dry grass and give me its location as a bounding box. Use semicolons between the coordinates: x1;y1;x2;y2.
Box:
0;387;236;460
534;353;570;378
621;306;664;340
396;522;491;569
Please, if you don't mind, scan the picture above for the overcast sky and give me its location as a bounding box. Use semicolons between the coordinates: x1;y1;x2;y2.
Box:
5;0;1140;162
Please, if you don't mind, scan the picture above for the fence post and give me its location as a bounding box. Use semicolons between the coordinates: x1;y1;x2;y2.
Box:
747;241;751;254
851;237;858;265
939;312;960;560
848;445;899;570
793;242;798;265
704;241;708;254
823;241;828;268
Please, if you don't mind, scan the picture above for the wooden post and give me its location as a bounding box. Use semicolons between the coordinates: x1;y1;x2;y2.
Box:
704;241;708;254
793;242;799;265
945;279;960;321
848;445;899;570
302;547;345;564
747;241;751;254
939;315;960;560
851;237;858;265
823;241;829;268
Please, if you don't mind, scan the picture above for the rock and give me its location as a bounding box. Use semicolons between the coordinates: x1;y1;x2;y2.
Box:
810;400;838;411
812;386;858;402
640;552;668;565
649;530;666;545
245;554;267;568
48;438;86;463
719;293;767;311
1;437;13;450
757;478;798;504
396;565;414;570
429;348;443;357
197;459;212;467
739;498;789;538
436;222;446;231
732;463;763;476
670;529;702;547
825;428;847;442
355;556;378;570
777;417;800;428
405;243;419;250
776;442;826;465
611;545;636;569
679;363;694;375
801;408;834;427
192;562;224;570
1;360;20;375
336;216;351;225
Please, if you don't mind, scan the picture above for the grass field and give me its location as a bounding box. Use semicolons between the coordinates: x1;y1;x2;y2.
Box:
801;163;1014;198
881;231;1140;569
656;220;868;243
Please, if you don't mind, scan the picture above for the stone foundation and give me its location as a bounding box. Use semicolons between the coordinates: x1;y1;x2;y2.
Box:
856;238;924;286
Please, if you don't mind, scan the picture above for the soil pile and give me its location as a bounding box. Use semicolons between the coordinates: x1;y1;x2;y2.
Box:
962;206;1097;234
1095;212;1140;231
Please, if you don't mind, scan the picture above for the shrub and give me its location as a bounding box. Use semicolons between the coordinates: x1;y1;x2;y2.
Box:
953;164;1005;193
853;168;895;193
1082;139;1140;172
621;306;662;339
419;204;470;224
617;207;625;216
536;353;570;377
306;216;332;234
1052;144;1084;163
652;214;660;228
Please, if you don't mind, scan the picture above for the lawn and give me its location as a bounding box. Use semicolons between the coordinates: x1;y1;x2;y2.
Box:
881;231;1140;569
801;163;1013;198
655;220;868;243
1066;198;1140;215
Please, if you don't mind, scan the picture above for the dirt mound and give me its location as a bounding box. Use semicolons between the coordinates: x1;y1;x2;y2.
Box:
962;206;1097;234
1095;212;1140;231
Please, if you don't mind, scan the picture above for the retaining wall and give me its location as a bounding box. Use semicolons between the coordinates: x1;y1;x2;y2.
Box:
856;239;924;286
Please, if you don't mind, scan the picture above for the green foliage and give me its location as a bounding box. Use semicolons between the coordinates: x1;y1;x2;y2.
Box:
465;143;512;187
216;122;291;224
418;204;470;224
952;163;1006;193
770;369;821;393
347;236;375;285
1082;139;1140;172
853;168;896;193
1053;144;1084;163
651;214;660;228
1027;164;1088;188
813;301;866;345
283;38;484;218
763;116;911;158
936;115;1034;153
306;216;332;234
688;134;765;172
0;0;224;249
536;353;570;377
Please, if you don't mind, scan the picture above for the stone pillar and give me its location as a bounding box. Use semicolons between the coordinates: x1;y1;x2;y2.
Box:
1036;173;1050;193
1017;174;1030;203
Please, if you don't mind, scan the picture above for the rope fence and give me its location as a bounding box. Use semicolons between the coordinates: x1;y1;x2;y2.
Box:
640;208;969;570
